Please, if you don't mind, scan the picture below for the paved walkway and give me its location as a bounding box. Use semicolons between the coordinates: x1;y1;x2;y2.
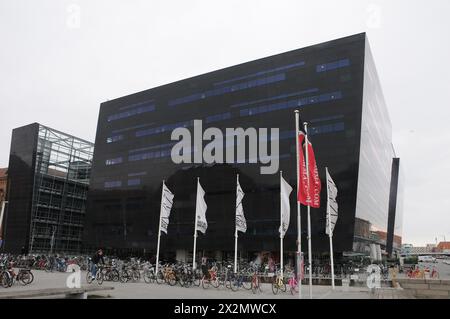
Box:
2;270;408;299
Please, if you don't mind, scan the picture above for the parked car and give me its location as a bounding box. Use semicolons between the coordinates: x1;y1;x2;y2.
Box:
418;255;437;263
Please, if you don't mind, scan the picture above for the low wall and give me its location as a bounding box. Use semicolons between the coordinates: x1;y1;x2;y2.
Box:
397;278;450;299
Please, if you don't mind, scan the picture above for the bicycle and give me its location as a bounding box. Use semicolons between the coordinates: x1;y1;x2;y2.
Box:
406;267;424;279
430;267;439;279
102;265;120;282
143;263;156;284
202;266;220;289
228;270;251;291
156;264;177;286
1;263;34;287
250;270;261;294
87;263;104;285
287;273;298;295
271;274;287;295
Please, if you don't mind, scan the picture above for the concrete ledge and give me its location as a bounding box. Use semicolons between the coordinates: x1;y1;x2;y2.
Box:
400;283;429;290
0;286;114;299
397;278;450;299
428;284;450;291
397;279;426;284
415;289;449;297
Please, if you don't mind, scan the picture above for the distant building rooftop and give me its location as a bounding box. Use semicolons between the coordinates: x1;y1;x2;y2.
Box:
437;242;450;251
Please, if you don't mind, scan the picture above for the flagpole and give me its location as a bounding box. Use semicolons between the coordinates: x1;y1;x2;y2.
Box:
326;168;335;290
192;177;199;270
304;122;313;299
234;174;239;274
280;171;284;279
294;110;302;299
329;221;335;290
155;180;165;275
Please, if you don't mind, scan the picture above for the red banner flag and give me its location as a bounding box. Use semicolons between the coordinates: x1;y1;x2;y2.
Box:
307;141;321;208
297;132;321;208
298;132;309;205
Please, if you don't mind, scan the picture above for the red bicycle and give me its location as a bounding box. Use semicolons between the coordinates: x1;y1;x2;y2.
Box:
430;267;439;279
202;266;220;289
251;270;261;294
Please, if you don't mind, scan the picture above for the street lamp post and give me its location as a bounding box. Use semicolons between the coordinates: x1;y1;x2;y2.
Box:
50;226;56;255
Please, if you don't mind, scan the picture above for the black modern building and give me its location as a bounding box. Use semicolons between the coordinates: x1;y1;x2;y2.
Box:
3;123;94;254
85;33;403;261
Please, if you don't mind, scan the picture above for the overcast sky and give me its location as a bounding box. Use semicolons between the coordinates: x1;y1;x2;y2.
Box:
1;0;449;246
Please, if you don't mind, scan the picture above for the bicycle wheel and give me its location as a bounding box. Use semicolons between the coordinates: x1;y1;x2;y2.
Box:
45;263;52;273
86;271;94;284
251;276;260;294
143;271;152;283
280;279;287;292
96;271;104;285
242;274;252;290
132;270;141;282
290;281;298;295
26;271;34;284
271;278;279;295
120;271;130;283
18;271;34;285
1;272;10;288
230;277;240;292
193;271;201;287
168;274;177;286
202;277;210;289
178;274;186;287
156;271;164;284
178;273;186;287
110;269;120;282
185;274;194;288
211;277;220;288
225;278;232;289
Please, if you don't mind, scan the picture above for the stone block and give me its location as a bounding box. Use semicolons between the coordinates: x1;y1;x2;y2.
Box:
401;283;429;290
415;289;449;297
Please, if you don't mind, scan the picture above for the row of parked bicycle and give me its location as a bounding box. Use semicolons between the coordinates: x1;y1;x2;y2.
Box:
0;255;34;288
87;261;300;295
0;253;392;293
2;254;90;273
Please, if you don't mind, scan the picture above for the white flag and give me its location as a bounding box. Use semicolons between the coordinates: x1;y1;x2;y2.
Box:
195;180;208;234
235;178;246;233
279;175;293;238
325;168;338;236
160;182;174;234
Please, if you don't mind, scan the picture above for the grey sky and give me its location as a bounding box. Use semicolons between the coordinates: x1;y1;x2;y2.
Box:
1;0;449;246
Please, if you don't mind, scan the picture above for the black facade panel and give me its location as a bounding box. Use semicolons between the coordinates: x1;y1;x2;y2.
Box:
386;158;400;255
4;123;39;253
85;34;368;255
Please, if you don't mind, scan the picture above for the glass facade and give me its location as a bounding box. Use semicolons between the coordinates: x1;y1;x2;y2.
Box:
353;38;397;257
3;123;94;254
84;33;402;258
